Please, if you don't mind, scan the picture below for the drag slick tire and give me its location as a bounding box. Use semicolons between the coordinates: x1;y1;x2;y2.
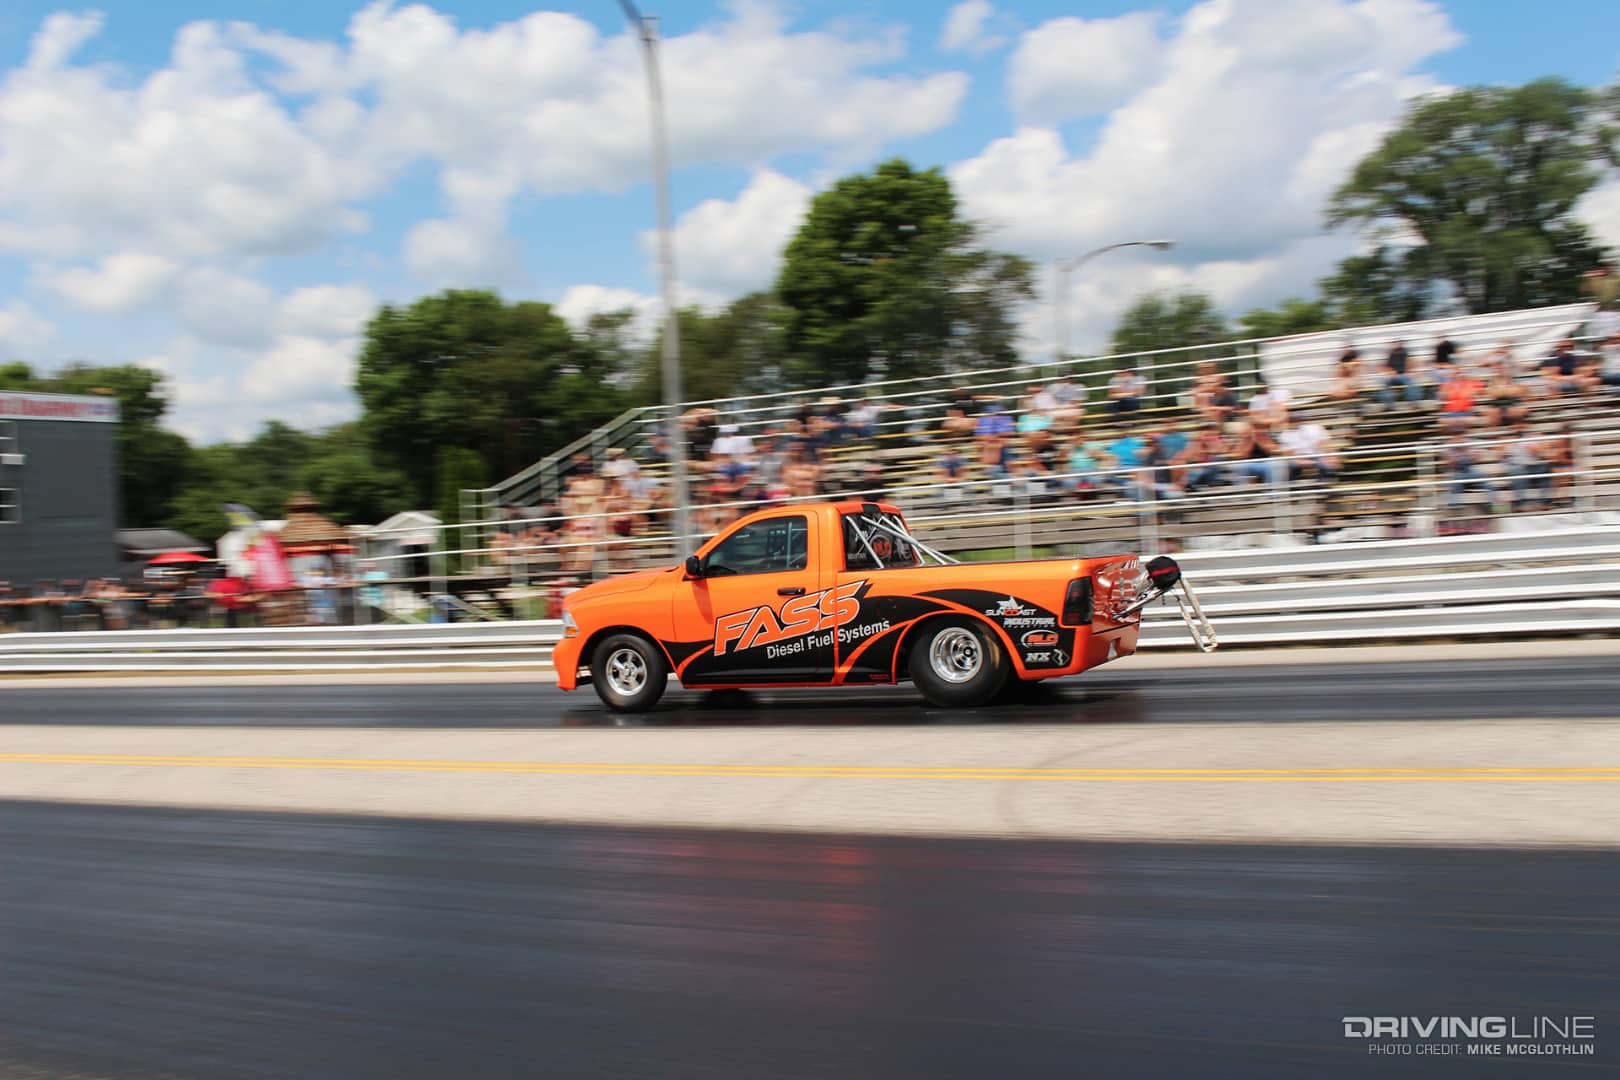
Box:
908;617;1009;708
590;633;668;713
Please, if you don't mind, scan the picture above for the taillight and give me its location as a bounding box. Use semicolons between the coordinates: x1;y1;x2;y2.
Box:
1062;578;1093;625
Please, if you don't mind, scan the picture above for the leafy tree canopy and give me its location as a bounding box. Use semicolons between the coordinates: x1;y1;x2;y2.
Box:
777;158;1035;386
354;289;632;509
1328;78;1618;315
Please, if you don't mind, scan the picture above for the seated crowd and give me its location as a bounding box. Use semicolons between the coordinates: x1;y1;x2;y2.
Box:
484;311;1620;572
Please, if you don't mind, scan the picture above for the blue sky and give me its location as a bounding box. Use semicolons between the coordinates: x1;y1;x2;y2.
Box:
0;0;1616;442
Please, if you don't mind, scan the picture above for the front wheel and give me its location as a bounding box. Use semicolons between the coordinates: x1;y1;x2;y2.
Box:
590;633;669;713
908;617;1009;708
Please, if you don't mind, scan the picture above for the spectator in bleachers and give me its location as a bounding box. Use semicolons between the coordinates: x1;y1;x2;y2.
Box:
1228;420;1286;486
844;396;880;440
1193;367;1240;425
1017;384;1056;460
1108;368;1146;415
974;401;1014;478
1061;435;1109;496
1502;422;1553;510
753;432;788;497
1046;374;1086;430
1547;423;1580;504
1436;361;1484;433
942;389;978;439
1433;335;1459;375
1540;339;1591;395
1440;434;1496;511
560;462;607;574
783;442;821;499
1329;348;1364;406
1173;422;1231;492
1247;379;1292;428
807;396;846;455
1134;433;1184;502
1279;420;1342;482
683;406;720;460
1377;340;1423;404
1481;356;1529;428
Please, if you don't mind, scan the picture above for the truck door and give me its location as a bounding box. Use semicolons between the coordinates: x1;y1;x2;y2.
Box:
670;513;830;684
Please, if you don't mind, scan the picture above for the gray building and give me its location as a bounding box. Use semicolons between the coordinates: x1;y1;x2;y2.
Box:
0;390;121;584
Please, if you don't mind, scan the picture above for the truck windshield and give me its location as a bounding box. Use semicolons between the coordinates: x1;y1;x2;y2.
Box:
842;512;921;571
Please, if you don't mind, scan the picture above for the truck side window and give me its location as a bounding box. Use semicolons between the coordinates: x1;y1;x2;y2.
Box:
704;516;808;576
843;513;917;570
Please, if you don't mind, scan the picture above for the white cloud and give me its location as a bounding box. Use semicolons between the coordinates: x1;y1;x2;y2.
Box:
241;333;354;403
0;19;363;262
0;300;56;355
175;267;278;347
954;0;1464;354
659;170;811;297
41;252;181;314
1008;13;1164;124
556;284;662;343
278;284;377;338
1578;179;1620;252
940;2;1006;56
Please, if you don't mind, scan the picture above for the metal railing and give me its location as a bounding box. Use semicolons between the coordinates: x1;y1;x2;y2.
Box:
470;302;1602;508
3;524;1616;672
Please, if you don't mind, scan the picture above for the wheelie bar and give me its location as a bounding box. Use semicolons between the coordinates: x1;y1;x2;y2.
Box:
1116;556;1219;653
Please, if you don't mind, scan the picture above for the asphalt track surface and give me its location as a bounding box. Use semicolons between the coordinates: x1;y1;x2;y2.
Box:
2;801;1617;1080
3;657;1618;1078
6;655;1620;726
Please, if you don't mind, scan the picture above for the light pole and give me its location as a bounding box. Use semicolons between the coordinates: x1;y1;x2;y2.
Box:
1052;240;1175;361
618;0;691;555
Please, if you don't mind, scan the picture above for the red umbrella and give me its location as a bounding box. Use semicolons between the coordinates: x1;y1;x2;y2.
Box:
147;551;211;566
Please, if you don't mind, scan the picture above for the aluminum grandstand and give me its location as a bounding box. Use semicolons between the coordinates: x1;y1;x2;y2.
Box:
423;303;1617;595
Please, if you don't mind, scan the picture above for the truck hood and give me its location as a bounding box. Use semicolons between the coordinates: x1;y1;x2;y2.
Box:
567;566;671;605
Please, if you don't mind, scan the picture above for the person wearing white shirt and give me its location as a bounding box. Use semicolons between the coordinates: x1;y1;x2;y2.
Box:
1278;421;1339;481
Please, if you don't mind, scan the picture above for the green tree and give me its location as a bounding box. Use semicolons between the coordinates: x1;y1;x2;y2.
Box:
1236;298;1336;340
1328;78;1619;315
777;158;1035;386
629;292;793;403
354;289;628;506
1110;292;1228;355
162;421;412;543
1108;291;1229;406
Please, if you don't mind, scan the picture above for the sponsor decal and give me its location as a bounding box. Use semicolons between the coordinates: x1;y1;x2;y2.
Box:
1021;630;1059;648
988;595;1035;618
713;579;868;657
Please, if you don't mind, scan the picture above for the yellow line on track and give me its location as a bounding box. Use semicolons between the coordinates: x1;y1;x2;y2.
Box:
0;753;1618;782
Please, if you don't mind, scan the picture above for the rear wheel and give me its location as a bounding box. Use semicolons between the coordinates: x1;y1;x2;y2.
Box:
590;633;668;713
908;617;1009;708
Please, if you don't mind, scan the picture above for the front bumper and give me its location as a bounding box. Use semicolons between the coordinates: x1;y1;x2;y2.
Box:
553;634;583;691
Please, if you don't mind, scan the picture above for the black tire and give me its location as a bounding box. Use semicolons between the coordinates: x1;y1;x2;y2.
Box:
908;617;1010;708
590;633;669;713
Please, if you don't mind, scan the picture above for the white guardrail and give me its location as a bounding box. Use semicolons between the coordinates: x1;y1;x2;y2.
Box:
2;523;1617;673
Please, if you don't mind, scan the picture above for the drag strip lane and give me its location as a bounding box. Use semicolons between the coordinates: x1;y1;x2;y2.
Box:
5;655;1620;727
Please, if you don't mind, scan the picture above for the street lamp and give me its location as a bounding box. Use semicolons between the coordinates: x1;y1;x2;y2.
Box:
618;0;691;556
1052;240;1175;361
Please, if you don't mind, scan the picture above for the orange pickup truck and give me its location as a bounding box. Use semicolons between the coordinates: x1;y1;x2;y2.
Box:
553;500;1215;712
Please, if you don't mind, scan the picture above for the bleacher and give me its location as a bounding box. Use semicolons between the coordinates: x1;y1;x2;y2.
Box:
465;302;1619;570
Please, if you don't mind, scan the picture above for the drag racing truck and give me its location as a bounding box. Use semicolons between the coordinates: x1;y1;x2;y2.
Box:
553;500;1216;712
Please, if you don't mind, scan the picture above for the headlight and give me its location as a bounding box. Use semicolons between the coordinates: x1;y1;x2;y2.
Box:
561;609;579;637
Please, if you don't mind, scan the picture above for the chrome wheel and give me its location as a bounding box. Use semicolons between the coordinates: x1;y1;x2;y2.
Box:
929;626;982;684
604;647;648;697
